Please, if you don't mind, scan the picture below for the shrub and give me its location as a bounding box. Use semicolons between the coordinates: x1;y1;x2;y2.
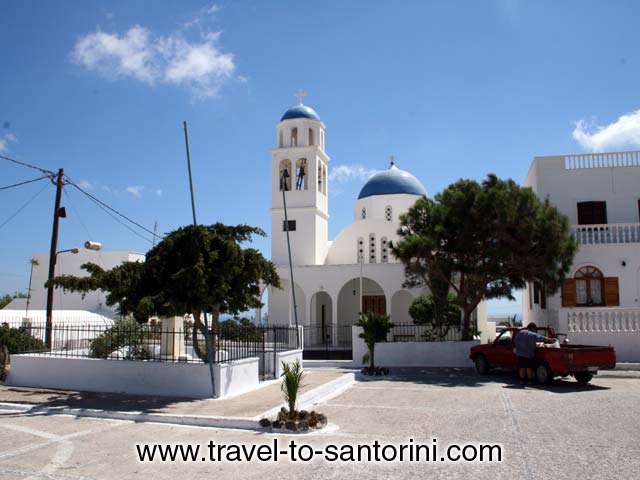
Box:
0;324;46;354
356;312;393;370
281;359;305;419
409;293;461;341
89;318;150;360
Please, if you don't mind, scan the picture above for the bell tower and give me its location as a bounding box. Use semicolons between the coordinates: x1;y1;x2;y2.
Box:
271;93;329;266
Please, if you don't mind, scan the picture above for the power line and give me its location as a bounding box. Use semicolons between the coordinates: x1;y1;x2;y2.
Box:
0;181;50;230
0;175;50;191
66;178;160;241
0;154;55;177
89;196;154;244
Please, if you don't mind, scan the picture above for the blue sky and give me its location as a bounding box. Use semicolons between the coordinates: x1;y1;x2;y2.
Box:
2;1;640;316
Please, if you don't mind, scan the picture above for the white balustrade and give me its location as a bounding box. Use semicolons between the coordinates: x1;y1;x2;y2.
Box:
564;151;640;170
562;308;640;333
571;223;640;245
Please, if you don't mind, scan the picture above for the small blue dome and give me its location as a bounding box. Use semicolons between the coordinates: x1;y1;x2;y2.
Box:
358;164;426;199
280;105;321;122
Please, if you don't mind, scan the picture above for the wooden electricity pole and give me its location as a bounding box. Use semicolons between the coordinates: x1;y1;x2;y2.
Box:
45;168;64;349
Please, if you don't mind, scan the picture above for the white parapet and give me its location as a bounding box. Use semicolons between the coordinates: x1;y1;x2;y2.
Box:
160;316;186;361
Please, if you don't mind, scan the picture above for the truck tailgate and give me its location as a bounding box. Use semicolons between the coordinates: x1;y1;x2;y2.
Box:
550;345;616;372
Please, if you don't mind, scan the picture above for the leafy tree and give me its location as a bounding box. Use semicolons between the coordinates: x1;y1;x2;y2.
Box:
89;317;150;360
51;224;280;360
356;312;394;371
392;174;576;340
409;292;461;341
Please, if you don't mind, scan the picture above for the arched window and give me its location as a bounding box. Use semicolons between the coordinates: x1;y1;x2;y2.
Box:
317;164;323;192
357;237;364;263
295;159;308;190
308;128;314;146
369;233;376;263
384;205;393;222
381;237;389;263
290;128;298;147
361;207;366;219
279;159;292;191
575;266;604;306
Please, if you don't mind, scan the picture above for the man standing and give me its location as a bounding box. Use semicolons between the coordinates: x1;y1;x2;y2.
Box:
514;322;555;382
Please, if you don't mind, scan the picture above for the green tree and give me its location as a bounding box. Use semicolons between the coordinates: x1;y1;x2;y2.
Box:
392;174;576;340
0;292;27;310
51;224;280;360
409;292;461;341
356;312;394;371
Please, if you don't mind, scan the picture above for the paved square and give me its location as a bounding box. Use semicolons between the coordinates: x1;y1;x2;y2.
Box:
1;369;639;479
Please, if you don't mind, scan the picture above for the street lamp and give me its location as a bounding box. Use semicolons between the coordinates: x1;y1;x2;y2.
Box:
45;241;102;348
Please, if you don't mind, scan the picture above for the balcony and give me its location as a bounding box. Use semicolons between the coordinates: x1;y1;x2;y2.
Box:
571;223;640;245
560;307;640;333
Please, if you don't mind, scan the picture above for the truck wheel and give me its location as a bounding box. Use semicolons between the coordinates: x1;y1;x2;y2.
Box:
535;363;553;385
574;372;593;384
474;354;490;375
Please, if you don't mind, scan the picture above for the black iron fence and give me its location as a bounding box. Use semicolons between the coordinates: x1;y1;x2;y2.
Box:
0;319;300;366
387;323;463;342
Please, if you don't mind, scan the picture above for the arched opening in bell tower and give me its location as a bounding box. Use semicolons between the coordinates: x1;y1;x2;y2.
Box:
279;159;292;191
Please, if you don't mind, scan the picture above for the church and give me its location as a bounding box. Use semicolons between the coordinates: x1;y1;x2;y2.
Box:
266;99;488;353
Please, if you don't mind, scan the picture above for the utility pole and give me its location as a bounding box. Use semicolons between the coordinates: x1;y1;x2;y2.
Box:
183;121;216;397
45;168;64;349
280;170;299;331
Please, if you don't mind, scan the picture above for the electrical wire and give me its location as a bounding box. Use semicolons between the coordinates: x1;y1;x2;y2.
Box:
0;175;50;191
0;154;55;176
66;178;160;241
63;188;108;267
0;181;50;230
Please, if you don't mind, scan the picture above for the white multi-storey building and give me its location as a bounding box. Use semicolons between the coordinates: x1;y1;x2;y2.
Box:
523;151;640;361
267;101;489;354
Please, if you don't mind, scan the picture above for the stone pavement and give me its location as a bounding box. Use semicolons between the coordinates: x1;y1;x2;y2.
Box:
0;368;349;419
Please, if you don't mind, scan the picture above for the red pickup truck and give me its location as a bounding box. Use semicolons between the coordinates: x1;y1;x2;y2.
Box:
469;327;616;384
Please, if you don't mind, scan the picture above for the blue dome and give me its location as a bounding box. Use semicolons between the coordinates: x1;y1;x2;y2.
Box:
358;165;426;199
280;104;321;122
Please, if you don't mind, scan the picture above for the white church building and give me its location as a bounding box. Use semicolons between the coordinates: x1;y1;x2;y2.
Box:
266;102;487;351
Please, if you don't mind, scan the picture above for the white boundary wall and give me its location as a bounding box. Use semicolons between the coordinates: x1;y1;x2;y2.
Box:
7;355;260;399
275;349;303;378
352;326;478;368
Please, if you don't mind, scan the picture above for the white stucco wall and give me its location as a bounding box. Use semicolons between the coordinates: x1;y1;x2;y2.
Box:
275;349;303;378
352;326;478;368
7;355;260;399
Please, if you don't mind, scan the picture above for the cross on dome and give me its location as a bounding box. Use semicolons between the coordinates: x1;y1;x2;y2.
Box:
294;89;307;105
389;155;395;168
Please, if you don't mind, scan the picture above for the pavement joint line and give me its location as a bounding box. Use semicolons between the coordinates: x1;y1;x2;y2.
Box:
0;467;96;480
0;373;356;432
499;386;535;480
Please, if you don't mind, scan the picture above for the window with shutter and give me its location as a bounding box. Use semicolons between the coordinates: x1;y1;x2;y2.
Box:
561;279;577;307
577;201;607;225
604;277;620;306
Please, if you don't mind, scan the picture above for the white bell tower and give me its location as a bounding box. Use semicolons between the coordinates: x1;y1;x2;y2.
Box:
271;92;329;266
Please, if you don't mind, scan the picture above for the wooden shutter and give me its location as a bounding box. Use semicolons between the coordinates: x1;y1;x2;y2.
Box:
604;277;619;306
561;279;577;307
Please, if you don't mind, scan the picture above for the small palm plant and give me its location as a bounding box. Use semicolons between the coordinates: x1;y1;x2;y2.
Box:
281;359;305;419
356;312;394;373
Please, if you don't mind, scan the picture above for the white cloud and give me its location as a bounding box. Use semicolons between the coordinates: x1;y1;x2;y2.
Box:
207;4;220;15
72;22;235;99
77;179;94;190
0;133;17;153
155;189;162;197
329;164;381;183
573;109;640;152
126;185;144;198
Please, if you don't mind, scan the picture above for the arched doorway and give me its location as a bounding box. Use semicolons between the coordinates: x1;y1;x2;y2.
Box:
304;291;339;359
337;277;386;346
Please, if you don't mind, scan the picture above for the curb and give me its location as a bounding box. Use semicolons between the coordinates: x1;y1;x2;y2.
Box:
0;372;356;431
257;372;355;420
615;363;640;371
